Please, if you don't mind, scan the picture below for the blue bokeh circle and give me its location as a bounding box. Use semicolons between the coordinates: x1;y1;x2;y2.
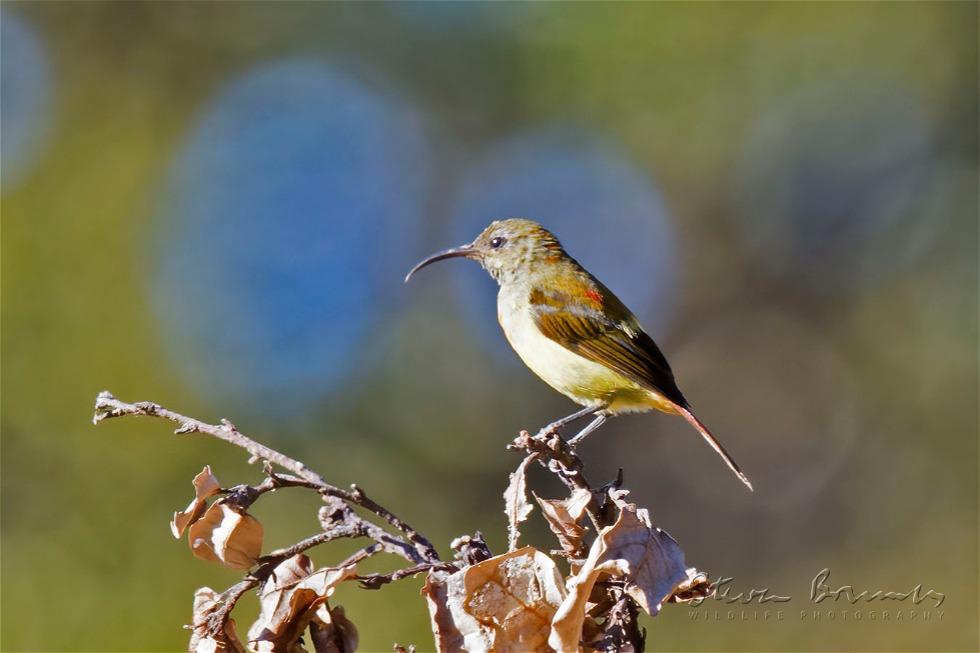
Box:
153;58;430;415
1;9;52;191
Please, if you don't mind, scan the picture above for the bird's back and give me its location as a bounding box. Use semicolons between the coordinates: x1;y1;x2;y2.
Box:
497;257;687;414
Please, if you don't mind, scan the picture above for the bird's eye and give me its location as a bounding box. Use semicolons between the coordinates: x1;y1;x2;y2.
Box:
490;236;506;249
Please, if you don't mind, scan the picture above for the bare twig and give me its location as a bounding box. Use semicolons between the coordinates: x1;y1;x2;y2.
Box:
203;578;259;636
94;391;324;485
333;543;384;569
93;390;450;645
94;391;440;564
356;562;456;590
259;525;367;564
347;483;438;562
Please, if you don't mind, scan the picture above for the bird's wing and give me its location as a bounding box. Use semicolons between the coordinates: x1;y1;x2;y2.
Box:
529;281;688;408
531;274;754;491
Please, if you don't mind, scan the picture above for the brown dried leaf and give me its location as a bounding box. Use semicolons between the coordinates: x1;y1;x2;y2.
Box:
602;493;692;615
188;586;246;653
310;604;359;653
172;466;223;538
549;559;610;653
422;546;565;652
193;465;223;497
271;553;317;587
504;454;536;552
549;492;698;652
533;489;591;558
187;500;263;570
667;568;713;604
247;554;357;652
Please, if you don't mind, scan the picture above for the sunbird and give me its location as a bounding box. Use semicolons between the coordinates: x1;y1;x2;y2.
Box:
405;218;753;491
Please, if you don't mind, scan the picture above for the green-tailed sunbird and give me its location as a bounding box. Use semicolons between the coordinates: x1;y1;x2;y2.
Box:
406;218;752;491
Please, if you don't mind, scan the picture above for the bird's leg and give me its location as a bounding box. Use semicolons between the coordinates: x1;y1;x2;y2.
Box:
541;405;599;436
567;414;608;448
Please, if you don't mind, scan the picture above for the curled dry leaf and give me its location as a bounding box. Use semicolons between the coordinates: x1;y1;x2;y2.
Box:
601;492;694;616
188;586;246;653
187;500;263;570
668;568;713;604
549;491;700;653
310;604;359;653
423;546;566;653
503;454;536;552
247;554;357;652
172;465;223;538
533;489;591;559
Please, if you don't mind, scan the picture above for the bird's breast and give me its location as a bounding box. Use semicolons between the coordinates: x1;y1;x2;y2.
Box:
496;286;654;412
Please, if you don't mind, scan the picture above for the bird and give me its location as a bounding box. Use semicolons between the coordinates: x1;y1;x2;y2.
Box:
405;218;752;491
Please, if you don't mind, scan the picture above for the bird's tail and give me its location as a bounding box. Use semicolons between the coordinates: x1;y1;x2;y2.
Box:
675;405;754;492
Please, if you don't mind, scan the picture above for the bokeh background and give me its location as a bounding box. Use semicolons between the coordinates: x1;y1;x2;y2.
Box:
2;2;977;651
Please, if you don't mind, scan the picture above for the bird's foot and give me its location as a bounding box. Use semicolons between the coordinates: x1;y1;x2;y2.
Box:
566;414;608;449
538;405;602;439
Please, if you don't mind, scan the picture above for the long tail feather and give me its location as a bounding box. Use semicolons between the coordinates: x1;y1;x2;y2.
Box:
675;406;753;491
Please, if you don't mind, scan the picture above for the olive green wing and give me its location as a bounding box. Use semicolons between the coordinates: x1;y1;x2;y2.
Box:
529;283;688;408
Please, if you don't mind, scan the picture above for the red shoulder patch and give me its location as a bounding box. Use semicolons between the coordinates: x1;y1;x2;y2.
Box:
585;288;603;304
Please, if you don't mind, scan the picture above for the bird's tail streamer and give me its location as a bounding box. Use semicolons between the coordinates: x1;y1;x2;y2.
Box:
676;406;754;491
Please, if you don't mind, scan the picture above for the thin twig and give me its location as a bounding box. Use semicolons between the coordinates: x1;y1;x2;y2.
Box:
356;562;457;590
204;578;259;636
93;390;450;643
258;525;366;564
94;391;325;486
332;543;384;569
93;391;440;563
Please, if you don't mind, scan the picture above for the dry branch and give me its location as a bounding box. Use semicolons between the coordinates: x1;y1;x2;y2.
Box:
94;391;438;565
93;390;446;648
93;390;710;653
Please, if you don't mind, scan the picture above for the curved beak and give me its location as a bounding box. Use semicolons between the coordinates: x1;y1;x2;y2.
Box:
404;244;478;283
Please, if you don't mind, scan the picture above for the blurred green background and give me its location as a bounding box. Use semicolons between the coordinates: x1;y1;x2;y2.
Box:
2;2;977;651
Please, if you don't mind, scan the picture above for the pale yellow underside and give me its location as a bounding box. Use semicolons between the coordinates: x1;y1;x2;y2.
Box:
497;286;676;415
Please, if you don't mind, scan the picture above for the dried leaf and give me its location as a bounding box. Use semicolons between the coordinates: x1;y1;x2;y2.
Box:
172;466;223;538
564;489;591;522
310;604;359;653
667;568;713;604
549;557;611;653
533;489;591;558
271;553;317;587
549;492;698;653
602;494;692;615
187;500;263;570
504;454;536;551
188;586;246;653
193;465;223;497
423;546;565;652
248;554;357;652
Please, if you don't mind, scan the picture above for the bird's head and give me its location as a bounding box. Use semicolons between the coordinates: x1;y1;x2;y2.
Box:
405;218;566;284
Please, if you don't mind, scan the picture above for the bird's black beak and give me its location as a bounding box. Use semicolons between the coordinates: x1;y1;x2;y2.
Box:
404;244;478;283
